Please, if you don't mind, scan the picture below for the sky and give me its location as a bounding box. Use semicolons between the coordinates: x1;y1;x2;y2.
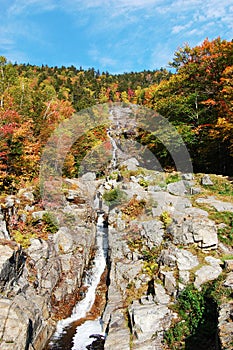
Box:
0;0;232;74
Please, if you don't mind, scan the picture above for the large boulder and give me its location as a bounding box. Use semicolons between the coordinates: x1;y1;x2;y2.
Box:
128;295;172;345
141;220;164;248
0;243;25;293
168;215;218;249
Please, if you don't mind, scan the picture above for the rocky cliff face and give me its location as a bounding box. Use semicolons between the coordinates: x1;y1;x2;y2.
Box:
98;169;233;349
0;178;98;350
1;145;233;349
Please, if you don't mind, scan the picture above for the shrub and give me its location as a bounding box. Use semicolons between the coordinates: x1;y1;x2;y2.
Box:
121;195;146;219
102;187;126;207
42;212;59;234
160;211;172;227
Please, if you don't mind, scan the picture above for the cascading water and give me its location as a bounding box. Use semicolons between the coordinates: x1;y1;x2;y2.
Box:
107;129;118;169
46;212;108;350
46;125;119;350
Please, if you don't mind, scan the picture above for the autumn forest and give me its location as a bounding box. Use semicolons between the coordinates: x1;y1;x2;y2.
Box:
0;37;233;193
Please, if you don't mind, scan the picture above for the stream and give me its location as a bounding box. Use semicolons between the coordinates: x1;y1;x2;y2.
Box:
45;125;118;350
46;213;108;350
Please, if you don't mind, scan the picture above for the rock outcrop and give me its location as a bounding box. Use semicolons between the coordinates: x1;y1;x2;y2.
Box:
0;178;97;350
1;165;233;349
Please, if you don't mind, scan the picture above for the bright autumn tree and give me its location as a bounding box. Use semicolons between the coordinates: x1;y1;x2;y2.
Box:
142;37;233;174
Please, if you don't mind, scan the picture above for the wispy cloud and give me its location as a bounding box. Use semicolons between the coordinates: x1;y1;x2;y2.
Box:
7;0;56;16
0;0;232;71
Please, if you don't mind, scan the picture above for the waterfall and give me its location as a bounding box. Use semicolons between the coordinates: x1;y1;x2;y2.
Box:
47;123;120;349
47;213;108;350
107;129;118;169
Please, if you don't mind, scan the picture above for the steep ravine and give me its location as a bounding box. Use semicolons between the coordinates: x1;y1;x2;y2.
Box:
45;212;108;350
1;105;233;349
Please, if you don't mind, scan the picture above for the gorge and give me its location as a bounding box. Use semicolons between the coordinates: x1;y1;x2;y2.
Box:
0;105;233;350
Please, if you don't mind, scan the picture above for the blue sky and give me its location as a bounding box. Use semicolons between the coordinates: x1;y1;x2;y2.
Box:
0;0;232;73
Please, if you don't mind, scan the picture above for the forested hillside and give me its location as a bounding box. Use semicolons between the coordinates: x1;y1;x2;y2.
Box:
0;37;232;192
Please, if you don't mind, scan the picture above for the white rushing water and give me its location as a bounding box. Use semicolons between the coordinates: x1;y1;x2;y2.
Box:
50;214;108;349
107;129;118;169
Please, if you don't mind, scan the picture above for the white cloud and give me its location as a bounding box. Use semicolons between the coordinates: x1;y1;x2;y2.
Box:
1;0;232;71
172;23;191;34
7;0;56;16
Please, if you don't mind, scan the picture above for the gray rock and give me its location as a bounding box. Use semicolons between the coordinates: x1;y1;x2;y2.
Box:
218;302;233;350
224;260;233;271
205;256;222;267
154;283;170;305
150;191;191;217
169;215;218;249
159;269;176;295
148;185;164;192
81;172;96;181
27;238;49;262
122;157;139;171
223;272;233;290
167;180;188;196
176;249;199;271
32;211;47;220
0;244;25;293
5;196;15;208
179;270;190;284
158;247;177;268
141;220;164;248
190;187;202;195
54;227;74;254
194;264;222;289
192;218;218;249
104;310;130;350
201;174;214;186
22;191;34;202
182;173;194;181
196;196;233;212
0;298;29;349
128;296;172;345
0;215;10;239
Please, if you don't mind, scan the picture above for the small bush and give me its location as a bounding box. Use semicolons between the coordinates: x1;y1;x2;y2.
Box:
102;187;126;207
42;212;59;234
160;211;172;227
138;178;149;188
121;195;146;219
166;173;181;184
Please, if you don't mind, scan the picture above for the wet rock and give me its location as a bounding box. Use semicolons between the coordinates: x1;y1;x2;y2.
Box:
104;310;130;350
